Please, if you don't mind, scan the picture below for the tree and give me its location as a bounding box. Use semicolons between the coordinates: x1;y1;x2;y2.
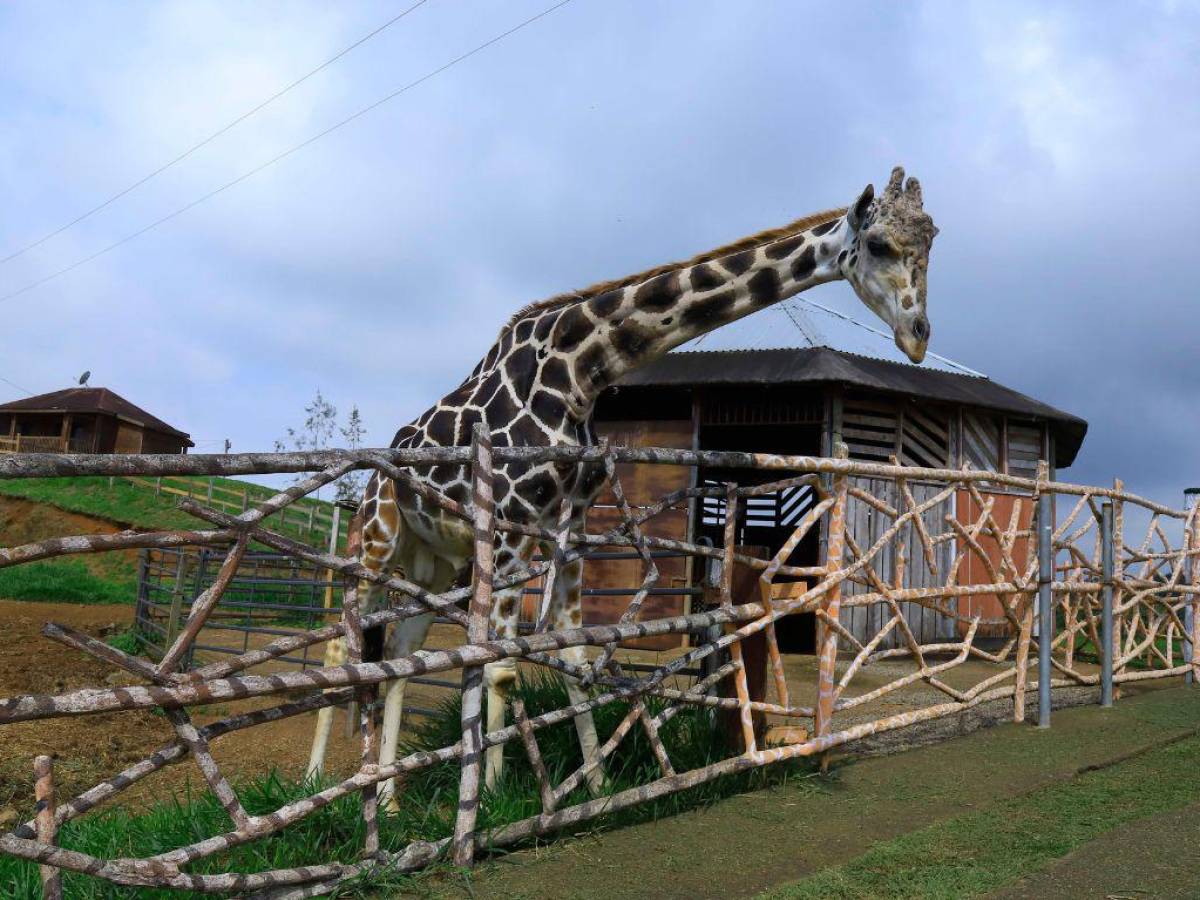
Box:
275;391;368;503
336;405;368;503
274;389;338;455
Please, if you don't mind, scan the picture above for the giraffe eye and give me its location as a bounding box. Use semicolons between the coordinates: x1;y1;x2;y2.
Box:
866;238;897;259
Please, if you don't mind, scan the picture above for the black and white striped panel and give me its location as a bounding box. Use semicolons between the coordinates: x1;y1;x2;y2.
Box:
701;480;816;529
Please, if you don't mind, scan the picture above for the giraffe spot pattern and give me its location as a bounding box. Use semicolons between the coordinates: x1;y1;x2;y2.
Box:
747;268;782;306
722;249;755;276
790;245;817;281
682;290;736;328
552;305;591;352
633;271;680;311
587;289;623;318
689;263;725;292
765;234;805;260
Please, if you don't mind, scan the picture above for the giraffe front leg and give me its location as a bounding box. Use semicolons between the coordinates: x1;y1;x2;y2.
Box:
483;586;523;790
305;635;348;780
552;557;606;796
378;611;436;812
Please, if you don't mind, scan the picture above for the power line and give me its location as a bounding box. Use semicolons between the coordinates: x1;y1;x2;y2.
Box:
0;0;575;304
794;296;986;377
0;374;35;396
780;301;819;348
0;0;432;267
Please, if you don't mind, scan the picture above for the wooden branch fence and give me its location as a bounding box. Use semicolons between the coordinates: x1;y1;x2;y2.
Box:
0;442;1196;897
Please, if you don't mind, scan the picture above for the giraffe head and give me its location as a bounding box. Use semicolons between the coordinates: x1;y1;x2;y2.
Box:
842;166;938;363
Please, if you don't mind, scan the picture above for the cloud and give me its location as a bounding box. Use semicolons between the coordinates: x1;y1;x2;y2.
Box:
0;0;1196;509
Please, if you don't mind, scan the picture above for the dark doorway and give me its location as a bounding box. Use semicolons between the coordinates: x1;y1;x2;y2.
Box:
695;415;824;654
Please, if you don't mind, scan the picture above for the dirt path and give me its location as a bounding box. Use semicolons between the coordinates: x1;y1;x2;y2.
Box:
0;599;367;817
408;684;1200;900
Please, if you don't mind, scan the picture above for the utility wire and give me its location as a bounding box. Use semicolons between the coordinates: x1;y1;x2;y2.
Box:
794;296;985;377
780;300;819;348
0;0;432;267
0;374;35;396
0;0;574;304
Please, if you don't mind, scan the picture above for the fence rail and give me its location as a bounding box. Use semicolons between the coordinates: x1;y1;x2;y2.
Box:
124;474;345;547
0;443;1196;897
131;544;704;726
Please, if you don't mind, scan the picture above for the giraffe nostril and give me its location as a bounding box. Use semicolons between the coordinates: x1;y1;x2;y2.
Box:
911;316;930;342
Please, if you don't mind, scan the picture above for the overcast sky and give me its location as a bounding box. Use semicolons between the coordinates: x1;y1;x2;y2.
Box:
1;1;1197;511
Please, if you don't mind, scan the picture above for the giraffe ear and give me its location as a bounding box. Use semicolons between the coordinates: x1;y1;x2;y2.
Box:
848;184;874;231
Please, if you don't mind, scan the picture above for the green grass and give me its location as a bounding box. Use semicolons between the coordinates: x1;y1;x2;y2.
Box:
0;671;794;899
0;559;134;605
0;475;343;537
0;476;346;605
104;628;142;656
0;477;202;532
761;733;1200;899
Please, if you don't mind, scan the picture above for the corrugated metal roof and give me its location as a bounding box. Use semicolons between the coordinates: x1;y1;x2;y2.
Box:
615;346;1088;467
0;388;192;442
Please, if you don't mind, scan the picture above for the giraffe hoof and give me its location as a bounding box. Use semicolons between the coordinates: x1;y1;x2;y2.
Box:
585;768;607;797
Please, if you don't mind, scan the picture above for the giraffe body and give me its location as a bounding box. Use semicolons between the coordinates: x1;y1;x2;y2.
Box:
306;167;938;808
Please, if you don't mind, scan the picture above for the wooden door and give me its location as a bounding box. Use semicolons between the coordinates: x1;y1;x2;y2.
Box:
954;489;1033;638
114;422;143;454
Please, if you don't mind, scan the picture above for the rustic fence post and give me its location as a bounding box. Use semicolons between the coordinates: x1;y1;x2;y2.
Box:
452;424;494;867
721;484;757;754
33;755;61;900
815;443;849;768
1037;490;1054;728
1100;501;1114;706
1186;489;1199;686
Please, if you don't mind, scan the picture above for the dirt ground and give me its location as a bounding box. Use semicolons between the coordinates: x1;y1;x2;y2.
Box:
0;596;1105;825
0;599;370;817
2;598;1196;899
0;495;139;584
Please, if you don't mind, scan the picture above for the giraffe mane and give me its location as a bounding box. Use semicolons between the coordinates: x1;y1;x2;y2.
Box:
499;206;849;336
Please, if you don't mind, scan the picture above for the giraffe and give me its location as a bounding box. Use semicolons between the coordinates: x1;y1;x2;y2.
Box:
305;166;938;808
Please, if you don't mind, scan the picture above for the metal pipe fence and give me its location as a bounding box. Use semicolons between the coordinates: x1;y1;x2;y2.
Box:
0;442;1196;897
131;544;703;720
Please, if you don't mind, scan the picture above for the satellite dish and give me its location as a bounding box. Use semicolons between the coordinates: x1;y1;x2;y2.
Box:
78;371;91;386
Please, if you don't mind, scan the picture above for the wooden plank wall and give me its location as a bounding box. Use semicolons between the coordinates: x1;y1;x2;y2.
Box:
841;476;957;646
582;419;694;647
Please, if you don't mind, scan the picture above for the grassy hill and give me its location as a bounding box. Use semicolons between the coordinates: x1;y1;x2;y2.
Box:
0;475;347;605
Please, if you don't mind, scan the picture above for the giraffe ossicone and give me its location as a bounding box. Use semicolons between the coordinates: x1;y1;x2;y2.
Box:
305;165;938;810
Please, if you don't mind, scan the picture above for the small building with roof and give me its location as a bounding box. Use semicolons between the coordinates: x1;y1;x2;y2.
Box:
577;304;1088;651
0;387;193;455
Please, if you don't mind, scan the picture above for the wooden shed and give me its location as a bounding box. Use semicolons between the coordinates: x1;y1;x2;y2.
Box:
0;387;193;455
581;347;1087;651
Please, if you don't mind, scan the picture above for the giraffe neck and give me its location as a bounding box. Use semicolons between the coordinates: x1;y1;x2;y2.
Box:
554;212;851;418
